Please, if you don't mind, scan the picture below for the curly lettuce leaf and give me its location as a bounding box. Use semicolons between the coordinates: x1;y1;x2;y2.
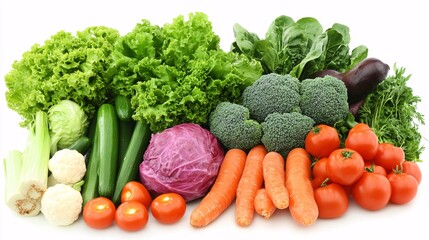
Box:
111;12;263;133
5;26;120;127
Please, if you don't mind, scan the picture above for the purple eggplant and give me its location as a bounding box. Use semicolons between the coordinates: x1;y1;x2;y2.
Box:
313;58;390;104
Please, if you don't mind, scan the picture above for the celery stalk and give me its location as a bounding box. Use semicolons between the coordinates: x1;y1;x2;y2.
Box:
3;150;41;216
19;111;51;201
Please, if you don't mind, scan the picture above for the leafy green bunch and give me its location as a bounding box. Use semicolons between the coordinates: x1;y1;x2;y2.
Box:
5;26;120;127
110;12;263;133
358;66;425;161
231;15;368;80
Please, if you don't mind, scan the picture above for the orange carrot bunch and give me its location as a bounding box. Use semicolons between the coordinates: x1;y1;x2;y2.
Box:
190;146;320;228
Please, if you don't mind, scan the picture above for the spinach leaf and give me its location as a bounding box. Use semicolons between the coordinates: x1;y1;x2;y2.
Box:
231;14;368;79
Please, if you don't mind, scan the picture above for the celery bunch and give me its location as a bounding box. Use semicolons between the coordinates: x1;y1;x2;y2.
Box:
3;111;50;216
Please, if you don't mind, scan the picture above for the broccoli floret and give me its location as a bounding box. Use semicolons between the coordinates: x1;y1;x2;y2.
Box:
300;75;349;126
261;112;315;157
209;102;262;151
241;73;301;123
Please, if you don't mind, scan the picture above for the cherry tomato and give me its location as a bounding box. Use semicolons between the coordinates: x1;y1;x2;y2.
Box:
305;124;340;159
345;123;379;161
311;157;329;189
351;172;391;211
83;197;116;229
387;171;418;204
151;193;186;224
121;181;152;209
401;161;422;185
115;200;149;231
326;148;364;186
364;161;387;176
314;182;349;219
373;143;405;172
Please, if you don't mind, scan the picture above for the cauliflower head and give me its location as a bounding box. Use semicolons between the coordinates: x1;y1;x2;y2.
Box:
49;149;86;184
41;184;83;226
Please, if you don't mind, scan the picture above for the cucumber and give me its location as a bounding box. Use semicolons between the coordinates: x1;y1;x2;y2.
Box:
97;103;119;198
111;121;151;206
86;115;98;142
114;95;133;121
81;127;100;205
118;120;135;167
66;136;91;155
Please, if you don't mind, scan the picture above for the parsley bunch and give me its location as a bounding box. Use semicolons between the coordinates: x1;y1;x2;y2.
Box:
358;66;425;161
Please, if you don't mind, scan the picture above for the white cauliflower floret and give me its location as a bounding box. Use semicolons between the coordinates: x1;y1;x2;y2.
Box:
49;149;86;184
41;184;83;226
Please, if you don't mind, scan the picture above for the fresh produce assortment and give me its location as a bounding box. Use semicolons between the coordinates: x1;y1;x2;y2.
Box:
1;11;425;232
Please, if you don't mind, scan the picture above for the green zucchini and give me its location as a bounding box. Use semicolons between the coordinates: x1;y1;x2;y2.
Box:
66;136;91;155
97;103;119;198
81;127;100;205
111;120;151;206
114;95;133;121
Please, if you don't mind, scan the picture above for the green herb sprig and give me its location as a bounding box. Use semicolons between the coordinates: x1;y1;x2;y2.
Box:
358;65;425;161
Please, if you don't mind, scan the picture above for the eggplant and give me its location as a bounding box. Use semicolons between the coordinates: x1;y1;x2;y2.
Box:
312;58;390;104
348;98;365;118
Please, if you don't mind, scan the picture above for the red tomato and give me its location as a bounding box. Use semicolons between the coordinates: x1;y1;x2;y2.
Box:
314;183;349;219
373;143;405;172
345;123;379;161
115;201;149;231
364;161;387;176
351;172;391;211
151;193;186;224
305;124;340;158
311;157;329;189
83;197;116;229
326;148;364;186
312;157;328;179
401;161;422;185
121;181;153;209
387;171;418;204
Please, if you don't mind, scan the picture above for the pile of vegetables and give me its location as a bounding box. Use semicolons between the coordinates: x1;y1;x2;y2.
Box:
1;12;425;232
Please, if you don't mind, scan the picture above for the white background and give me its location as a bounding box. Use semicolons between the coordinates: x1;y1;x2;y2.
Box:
1;1;428;239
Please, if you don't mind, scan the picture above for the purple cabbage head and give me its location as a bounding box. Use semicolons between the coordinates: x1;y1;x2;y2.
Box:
139;123;224;202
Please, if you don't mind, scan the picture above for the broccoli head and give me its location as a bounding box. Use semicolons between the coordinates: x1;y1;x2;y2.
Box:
241;73;301;123
209;101;262;151
261;112;315;157
300;75;349;126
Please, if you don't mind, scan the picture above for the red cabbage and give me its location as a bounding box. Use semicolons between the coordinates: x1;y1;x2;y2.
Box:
139;123;224;202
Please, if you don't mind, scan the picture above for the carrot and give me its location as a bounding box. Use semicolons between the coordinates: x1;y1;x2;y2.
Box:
285;148;319;226
190;148;247;227
235;145;267;227
263;151;289;209
254;188;276;219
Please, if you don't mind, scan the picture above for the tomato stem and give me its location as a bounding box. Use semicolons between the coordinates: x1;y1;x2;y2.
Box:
320;177;330;187
341;150;354;159
311;126;321;134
